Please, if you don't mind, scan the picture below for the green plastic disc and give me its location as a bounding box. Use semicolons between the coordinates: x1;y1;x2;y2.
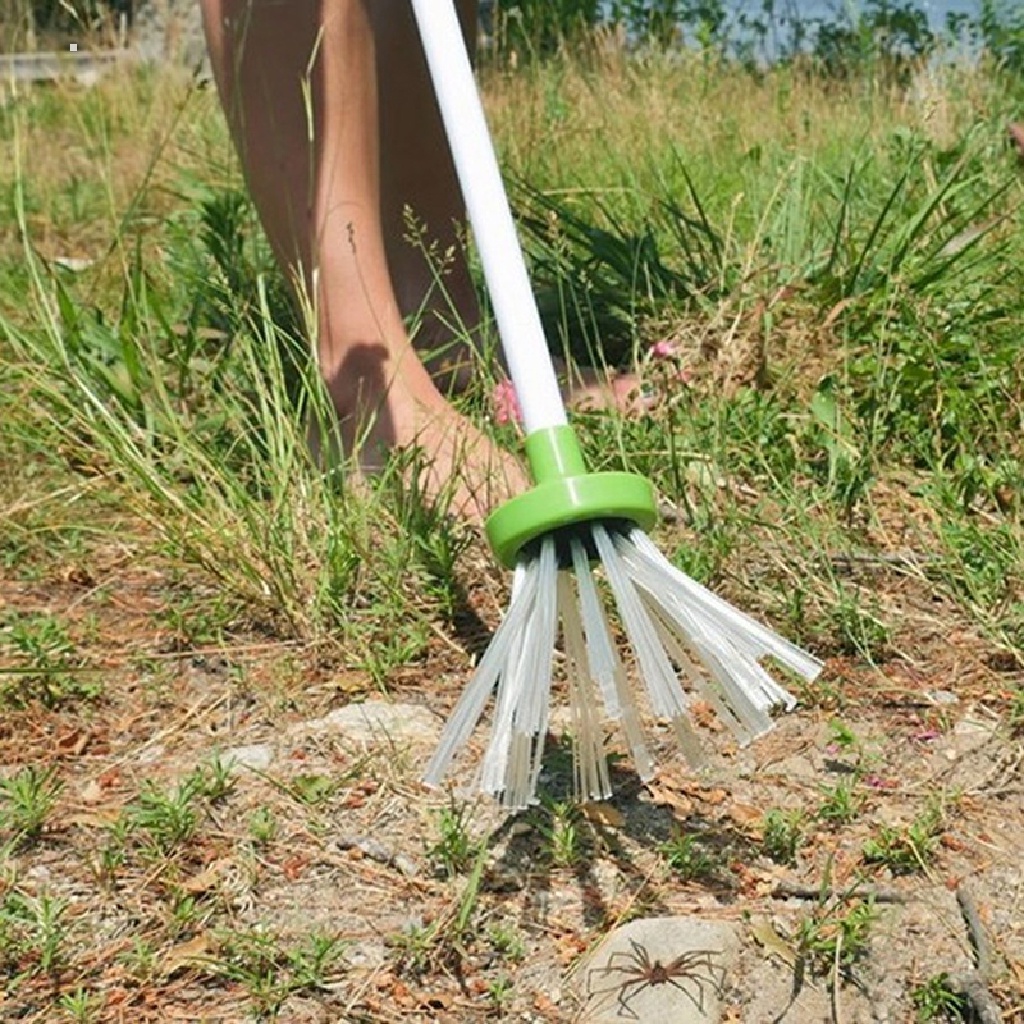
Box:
484;426;658;568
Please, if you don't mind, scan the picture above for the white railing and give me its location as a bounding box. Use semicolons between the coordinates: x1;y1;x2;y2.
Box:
0;48;136;85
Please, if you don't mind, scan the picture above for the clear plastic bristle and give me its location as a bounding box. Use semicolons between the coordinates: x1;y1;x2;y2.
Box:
559;573;611;802
424;521;823;810
570;537;654;780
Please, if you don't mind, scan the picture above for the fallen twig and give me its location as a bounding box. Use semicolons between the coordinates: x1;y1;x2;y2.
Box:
947;882;1003;1024
829;550;940;574
332;835;420;877
771;881;907;904
957;884;995;978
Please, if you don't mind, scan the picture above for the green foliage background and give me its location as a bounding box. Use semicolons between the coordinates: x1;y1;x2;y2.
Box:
2;0;1022;77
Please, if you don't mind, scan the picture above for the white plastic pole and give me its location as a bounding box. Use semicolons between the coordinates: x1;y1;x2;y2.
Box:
409;0;567;435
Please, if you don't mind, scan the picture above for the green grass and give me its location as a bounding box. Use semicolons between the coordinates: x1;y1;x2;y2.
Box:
863;801;946;875
912;972;970;1021
816;778;865;826
0;31;1023;1022
0;611;101;709
210;928;348;1018
795;892;880;979
0;765;63;845
2;52;1023;664
428;798;480;879
660;830;726;882
761;807;806;865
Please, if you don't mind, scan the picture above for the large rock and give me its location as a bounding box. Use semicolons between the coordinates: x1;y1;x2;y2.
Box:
579;917;739;1023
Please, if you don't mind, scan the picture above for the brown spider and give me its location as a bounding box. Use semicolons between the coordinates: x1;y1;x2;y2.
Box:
587;938;726;1020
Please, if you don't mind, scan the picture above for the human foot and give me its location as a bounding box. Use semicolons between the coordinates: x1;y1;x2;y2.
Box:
1010;122;1024;160
558;362;654;415
345;378;530;525
491;361;654;426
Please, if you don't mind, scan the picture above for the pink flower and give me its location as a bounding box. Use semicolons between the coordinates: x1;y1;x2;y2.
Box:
492;379;522;425
864;775;899;791
649;340;676;360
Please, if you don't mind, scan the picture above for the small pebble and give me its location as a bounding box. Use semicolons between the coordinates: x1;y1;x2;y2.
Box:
222;743;275;773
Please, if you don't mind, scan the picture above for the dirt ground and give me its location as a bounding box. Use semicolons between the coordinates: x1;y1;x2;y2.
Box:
1;519;1022;1024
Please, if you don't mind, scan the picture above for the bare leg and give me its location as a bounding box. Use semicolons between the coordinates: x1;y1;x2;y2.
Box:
199;0;527;520
375;0;482;394
367;0;651;411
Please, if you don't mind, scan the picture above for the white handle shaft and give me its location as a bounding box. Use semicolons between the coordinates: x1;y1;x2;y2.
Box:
409;0;567;434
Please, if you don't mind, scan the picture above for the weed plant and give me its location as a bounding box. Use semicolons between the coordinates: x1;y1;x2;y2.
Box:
863;802;945;874
912;972;970;1021
762;808;805;865
795;893;880;979
0;765;63;845
428;798;479;878
660;830;723;882
211;929;347;1018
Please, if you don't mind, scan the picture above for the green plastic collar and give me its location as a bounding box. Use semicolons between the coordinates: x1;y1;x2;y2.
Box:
484;425;658;568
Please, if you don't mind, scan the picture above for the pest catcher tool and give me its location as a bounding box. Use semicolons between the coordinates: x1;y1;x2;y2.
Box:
410;0;823;809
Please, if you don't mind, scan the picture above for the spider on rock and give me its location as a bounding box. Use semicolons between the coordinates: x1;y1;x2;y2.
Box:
587;938;726;1020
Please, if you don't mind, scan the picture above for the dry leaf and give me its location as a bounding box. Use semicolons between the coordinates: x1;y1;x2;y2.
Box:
822;296;855;330
66;808;122;828
282;854;309;880
533;993;559;1017
80;779;104;804
582;802;625;828
728;802;762;827
183;859;231;894
1009;956;1024;987
56;727;91;755
163;934;211;975
644;782;693;816
750;918;798;968
691;700;723;731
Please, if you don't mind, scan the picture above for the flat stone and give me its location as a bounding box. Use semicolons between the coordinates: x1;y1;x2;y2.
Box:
951;716;996;753
295;701;439;745
222;743;275;773
579;917;739;1023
